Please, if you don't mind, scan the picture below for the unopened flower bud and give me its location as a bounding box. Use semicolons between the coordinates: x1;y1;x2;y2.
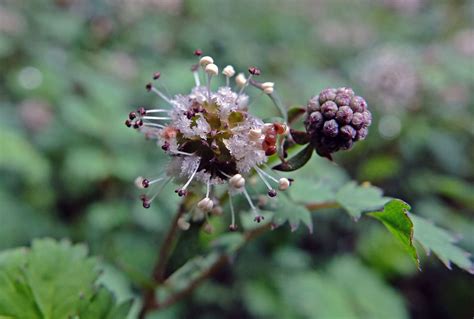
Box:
205;63;218;76
229;174;245;189
199;56;214;67
249;128;262;141
177;217;191;230
278;178;290;190
197;197;214;212
235;73;247;87
135;176;146;189
222;65;235;77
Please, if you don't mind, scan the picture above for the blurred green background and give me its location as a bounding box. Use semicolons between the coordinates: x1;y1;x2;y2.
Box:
0;0;473;318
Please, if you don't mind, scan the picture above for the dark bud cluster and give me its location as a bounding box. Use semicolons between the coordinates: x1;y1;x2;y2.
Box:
304;87;371;157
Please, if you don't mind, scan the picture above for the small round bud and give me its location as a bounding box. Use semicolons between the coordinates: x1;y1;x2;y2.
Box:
319;88;337;104
248;66;261;75
334;93;352;107
178;217;191;230
308;111;324;129
278;178;290;191
229;174;246;189
197;197;214;212
335;106;354;124
356;127;368;141
262;123;275;134
235;73;247;87
307;96;321;112
321;101;338;119
339;125;357;140
249;128;262;141
351;112;364;129
350;96;367;112
153;72;161;80
263;87;274;94
199;56;214;67
273;122;286;135
264;134;277;145
194;49;203;56
222;65;235;77
205;63;218;76
323;119;339;137
135;176;146;189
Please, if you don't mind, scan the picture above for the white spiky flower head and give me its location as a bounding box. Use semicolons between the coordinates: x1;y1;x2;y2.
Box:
125;51;291;231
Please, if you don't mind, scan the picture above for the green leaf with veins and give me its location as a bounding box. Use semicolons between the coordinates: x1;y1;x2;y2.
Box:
369;200;420;269
410;214;474;274
336;181;391;220
272;194;313;233
0;238;132;319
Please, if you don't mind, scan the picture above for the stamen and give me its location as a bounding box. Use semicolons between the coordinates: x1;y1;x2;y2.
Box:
147;84;172;105
149;177;172;202
243;187;257;212
255;166;279;183
193;71;201;87
255;167;277;197
141;116;171;121
176;160;200;196
228;191;237;231
169;150;195;156
145;109;170;114
142;123;166;129
206;179;211;198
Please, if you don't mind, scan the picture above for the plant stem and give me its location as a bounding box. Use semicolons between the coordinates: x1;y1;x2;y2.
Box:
139;200;188;318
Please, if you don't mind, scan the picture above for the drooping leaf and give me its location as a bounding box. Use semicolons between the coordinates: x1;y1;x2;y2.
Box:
368;200;420;269
273;144;313;172
0;238;132;318
336;182;391;220
410;214;474;274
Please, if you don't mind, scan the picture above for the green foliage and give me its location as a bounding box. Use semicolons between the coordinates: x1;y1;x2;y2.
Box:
411;214;474;274
369;200;419;268
276;256;409;319
0;238;132;319
336;182;391;219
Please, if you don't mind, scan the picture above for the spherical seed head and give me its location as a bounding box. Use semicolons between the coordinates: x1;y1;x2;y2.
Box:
305;87;372;157
205;63;218;76
222;65;235;77
199;56;214;67
194;49;203;56
248;66;261;75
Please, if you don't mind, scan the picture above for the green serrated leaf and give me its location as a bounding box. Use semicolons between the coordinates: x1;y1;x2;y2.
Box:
368;200;420;269
273;144;313;172
0;238;131;318
272;195;313;233
336;182;391;219
410;214;474;274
